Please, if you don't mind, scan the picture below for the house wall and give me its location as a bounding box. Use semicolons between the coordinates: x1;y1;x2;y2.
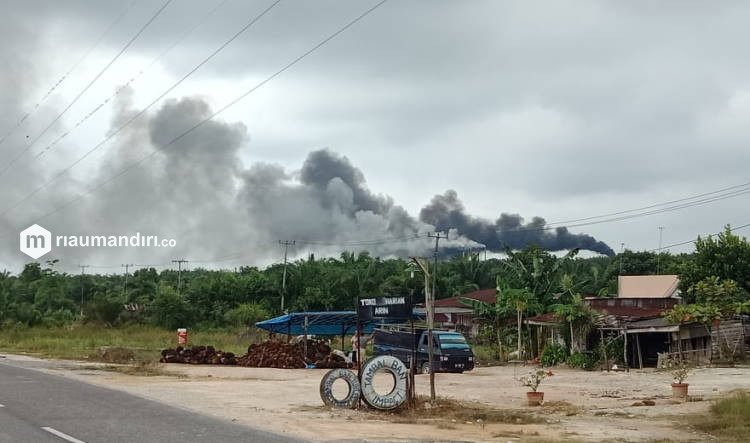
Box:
710;318;746;362
434;313;481;337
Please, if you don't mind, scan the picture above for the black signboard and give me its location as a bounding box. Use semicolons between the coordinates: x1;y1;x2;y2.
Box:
357;295;412;321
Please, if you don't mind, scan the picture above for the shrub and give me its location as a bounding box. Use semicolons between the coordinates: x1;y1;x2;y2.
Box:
567;351;599;370
85;294;125;326
540;343;568;367
669;361;691;384
518;369;554;392
150;283;193;330
223;303;270;328
693;392;750;440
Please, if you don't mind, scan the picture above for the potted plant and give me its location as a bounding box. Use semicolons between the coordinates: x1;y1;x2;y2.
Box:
670;361;691;399
519;369;553;406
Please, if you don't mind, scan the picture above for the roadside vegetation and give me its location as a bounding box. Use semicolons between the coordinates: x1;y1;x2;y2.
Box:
693;391;750;441
0;226;748;366
0;324;254;361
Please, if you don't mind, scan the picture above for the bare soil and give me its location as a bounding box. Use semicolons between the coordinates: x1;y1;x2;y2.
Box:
6;353;749;442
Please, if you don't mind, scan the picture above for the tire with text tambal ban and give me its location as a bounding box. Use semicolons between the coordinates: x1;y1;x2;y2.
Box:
360;355;409;410
319;368;361;408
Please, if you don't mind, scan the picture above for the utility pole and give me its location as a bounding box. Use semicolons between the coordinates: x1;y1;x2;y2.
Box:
619;243;625;275
656;227;665;274
428;231;449;303
78;265;89;317
423;230;448;402
411;257;435;402
172;259;188;296
279;240;295;313
121;264;134;298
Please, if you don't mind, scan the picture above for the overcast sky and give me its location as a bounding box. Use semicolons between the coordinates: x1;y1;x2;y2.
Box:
1;0;749;273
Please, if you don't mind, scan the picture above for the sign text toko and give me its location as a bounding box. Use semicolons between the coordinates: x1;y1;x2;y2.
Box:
358;296;412;320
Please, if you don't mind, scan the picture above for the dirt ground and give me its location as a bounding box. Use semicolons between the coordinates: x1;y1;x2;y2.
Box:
4;353;749;442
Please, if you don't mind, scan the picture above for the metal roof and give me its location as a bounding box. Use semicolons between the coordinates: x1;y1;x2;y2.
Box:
255;311;412;336
429;288;496;309
625;317;680;333
618;275;681;298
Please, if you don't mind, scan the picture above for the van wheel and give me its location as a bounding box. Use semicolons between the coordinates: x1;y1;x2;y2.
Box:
420;361;432;374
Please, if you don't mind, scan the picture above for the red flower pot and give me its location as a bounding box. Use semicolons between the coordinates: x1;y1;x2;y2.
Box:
671;383;689;399
526;391;544;406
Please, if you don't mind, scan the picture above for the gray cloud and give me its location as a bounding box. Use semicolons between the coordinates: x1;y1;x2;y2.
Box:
3;1;750;270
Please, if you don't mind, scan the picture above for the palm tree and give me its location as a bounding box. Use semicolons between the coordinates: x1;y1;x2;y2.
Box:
500;280;535;358
502;246;579;308
462;277;536;358
552;292;598;352
460;285;513;356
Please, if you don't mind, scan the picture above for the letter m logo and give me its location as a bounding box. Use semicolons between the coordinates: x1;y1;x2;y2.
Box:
19;224;52;259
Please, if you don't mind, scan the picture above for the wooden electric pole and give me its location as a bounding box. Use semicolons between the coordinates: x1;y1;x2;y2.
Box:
656;227;665;274
279;240;295;313
412;256;436;402
78;265;89;317
172;259;188;296
121;264;134;298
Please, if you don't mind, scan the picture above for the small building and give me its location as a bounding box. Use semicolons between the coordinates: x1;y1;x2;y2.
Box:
413;288;495;337
525;275;726;368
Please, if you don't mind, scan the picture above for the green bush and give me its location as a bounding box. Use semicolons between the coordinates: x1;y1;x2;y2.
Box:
223;303;270;328
693;391;750;440
540;343;569;367
150;283;193;330
567;351;599;370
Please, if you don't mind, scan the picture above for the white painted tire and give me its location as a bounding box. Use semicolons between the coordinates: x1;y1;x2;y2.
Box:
319;368;361;409
360;355;409;410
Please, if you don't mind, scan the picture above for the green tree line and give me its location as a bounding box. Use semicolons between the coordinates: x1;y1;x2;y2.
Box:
1;227;748;332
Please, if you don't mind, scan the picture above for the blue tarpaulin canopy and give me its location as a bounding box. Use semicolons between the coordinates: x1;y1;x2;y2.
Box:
255;311;412;336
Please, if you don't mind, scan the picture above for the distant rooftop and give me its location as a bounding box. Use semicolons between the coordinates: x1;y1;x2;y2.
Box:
432;288;496;309
618;275;680;299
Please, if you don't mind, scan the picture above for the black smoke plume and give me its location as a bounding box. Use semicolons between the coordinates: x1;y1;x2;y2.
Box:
419;190;615;256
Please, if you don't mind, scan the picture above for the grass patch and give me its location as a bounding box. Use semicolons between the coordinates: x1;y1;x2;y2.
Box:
472;344;504;366
103;361;182;377
378;396;543;425
692;391;750;441
541;400;584;416
0;324;258;361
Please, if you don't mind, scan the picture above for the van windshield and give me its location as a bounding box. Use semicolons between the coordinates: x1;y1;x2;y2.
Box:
437;333;470;349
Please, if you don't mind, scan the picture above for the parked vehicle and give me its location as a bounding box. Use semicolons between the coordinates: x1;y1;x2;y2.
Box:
372;326;474;373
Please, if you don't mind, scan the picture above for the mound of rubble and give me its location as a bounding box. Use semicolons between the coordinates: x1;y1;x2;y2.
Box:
159;339;352;369
159;345;237;365
237;339;352;369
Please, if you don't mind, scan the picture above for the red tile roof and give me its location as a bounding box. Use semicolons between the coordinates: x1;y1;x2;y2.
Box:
433;288;496;308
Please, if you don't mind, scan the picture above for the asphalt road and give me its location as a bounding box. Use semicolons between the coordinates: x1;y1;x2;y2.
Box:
0;358;301;443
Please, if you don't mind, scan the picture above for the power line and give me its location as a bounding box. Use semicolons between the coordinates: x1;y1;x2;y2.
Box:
650;222;750;252
0;0;389;234
0;0;139;148
0;0;174;179
546;180;750;226
0;0;282;220
495;186;750;235
33;0;232;160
